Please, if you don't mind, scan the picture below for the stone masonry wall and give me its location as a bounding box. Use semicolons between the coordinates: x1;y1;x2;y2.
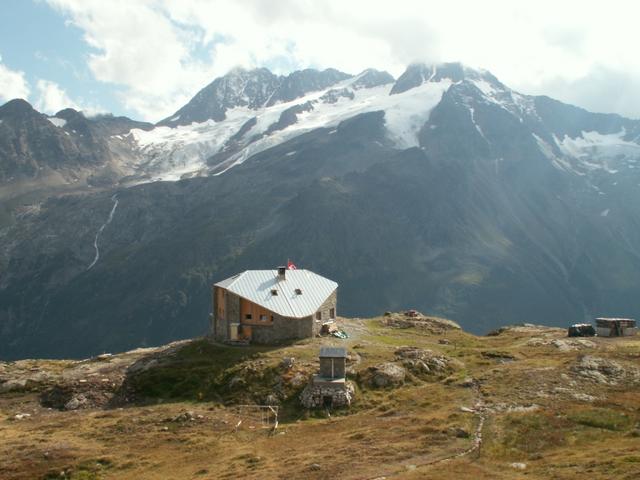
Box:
313;289;338;335
300;381;355;409
250;314;313;344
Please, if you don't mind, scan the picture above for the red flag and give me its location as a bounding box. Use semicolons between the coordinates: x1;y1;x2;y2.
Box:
287;259;297;270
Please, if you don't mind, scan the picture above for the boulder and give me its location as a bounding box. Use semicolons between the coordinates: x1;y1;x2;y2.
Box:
171;411;196;422
0;379;28;393
64;394;88;411
287;372;308;389
459;377;477;388
280;357;295;370
346;351;362;365
363;363;406;388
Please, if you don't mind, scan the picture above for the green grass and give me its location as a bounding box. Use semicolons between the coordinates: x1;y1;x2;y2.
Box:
124;340;275;402
568;408;634;431
489;412;571;458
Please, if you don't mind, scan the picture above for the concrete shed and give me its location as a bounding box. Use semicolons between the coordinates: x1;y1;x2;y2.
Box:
595;318;637;337
301;346;354;409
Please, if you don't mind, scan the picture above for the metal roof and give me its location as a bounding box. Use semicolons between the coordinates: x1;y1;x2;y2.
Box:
595;317;636;324
319;346;347;358
214;269;338;319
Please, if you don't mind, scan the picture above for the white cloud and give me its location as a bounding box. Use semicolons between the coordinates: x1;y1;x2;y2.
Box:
35;79;79;113
45;0;640;121
46;0;215;121
0;55;31;103
34;79;106;117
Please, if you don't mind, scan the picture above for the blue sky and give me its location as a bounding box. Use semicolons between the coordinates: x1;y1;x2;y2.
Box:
1;0;639;122
0;0;126;115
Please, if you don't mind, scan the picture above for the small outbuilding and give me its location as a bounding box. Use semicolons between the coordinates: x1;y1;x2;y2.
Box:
300;346;354;409
568;323;596;337
319;346;347;379
595;318;637;337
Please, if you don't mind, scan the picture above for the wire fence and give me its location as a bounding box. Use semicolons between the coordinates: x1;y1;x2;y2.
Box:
234;405;279;433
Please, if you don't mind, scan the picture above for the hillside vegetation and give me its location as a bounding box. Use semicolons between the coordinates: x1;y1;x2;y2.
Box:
1;314;639;479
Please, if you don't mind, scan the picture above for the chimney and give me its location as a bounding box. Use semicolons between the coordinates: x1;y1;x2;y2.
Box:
277;266;287;279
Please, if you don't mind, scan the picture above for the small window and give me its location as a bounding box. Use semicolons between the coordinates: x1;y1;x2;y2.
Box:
316;312;322;320
271;289;278;296
271;315;275;322
260;314;268;322
245;313;252;320
295;288;302;295
329;308;335;319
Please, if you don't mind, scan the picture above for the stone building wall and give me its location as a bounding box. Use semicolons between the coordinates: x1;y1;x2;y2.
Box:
249;314;313;344
314;289;338;325
300;380;354;409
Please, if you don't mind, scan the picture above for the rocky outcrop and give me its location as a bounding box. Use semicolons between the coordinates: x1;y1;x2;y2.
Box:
570;355;640;385
382;312;461;333
40;382;115;411
395;346;462;377
527;338;598;351
360;362;406;388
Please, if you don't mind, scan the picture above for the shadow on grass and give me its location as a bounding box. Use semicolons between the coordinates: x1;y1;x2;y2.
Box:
108;338;288;408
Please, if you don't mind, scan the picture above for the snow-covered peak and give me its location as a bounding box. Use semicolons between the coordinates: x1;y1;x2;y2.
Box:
158;67;281;126
350;68;395;89
158;67;352;127
390;62;499;95
130;70;452;181
122;62;640;187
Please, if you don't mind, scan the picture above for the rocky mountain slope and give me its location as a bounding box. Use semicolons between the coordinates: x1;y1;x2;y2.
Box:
1;316;639;479
1;62;640;360
0;99;152;200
